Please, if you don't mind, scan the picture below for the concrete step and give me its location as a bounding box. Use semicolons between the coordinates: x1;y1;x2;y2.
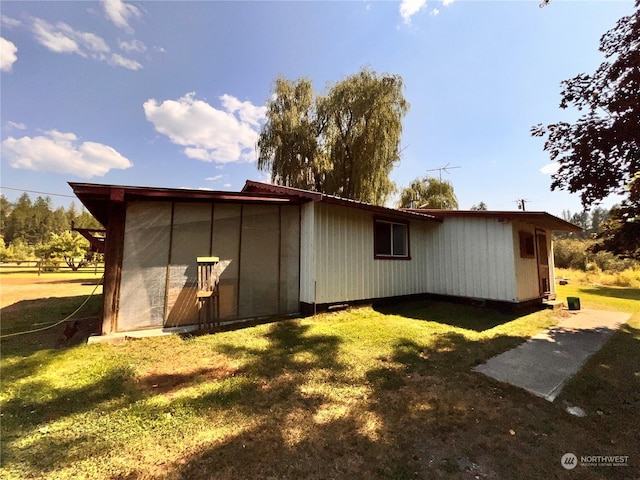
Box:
543;300;564;311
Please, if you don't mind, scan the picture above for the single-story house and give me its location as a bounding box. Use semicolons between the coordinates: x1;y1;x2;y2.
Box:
69;180;580;336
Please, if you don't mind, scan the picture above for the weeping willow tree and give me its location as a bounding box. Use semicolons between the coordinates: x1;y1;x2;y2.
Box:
256;77;326;192
257;68;409;205
398;176;459;209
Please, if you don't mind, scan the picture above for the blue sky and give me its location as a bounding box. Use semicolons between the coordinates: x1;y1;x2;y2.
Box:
0;0;634;215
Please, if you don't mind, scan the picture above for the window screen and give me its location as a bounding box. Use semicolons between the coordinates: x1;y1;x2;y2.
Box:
374;219;409;259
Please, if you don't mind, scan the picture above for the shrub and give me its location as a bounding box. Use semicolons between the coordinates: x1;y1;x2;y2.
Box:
553;238;591;270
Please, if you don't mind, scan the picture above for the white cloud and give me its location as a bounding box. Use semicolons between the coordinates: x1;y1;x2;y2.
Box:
101;0;141;32
442;0;455;6
31;17;142;70
33;18;80;54
109;53;142;70
400;0;427;24
0;37;18;72
540;162;560;175
1;129;133;178
1;16;22;28
143;92;266;164
119;38;146;53
206;175;224;182
6;121;26;130
430;8;440;16
220;94;267;127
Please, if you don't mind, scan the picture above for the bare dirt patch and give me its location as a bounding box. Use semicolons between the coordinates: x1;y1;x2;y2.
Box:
0;273;103;309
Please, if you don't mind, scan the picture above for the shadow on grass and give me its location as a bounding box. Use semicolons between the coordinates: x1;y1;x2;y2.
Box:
6;300;636;479
374;299;525;332
165;321;544;479
0;295;103;357
0;365;140;476
175;320;344;414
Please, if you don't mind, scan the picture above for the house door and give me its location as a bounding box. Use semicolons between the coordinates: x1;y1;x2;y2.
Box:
536;231;550;296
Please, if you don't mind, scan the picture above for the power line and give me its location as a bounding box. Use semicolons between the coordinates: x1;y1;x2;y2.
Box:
0;186;76;198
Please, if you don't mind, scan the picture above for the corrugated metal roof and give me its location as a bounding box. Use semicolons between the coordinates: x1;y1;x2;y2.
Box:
242;180;442;223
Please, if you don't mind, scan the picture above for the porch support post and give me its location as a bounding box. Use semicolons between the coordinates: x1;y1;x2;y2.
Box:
102;200;126;334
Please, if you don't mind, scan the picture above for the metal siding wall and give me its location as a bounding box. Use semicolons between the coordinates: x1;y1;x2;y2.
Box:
119;202;172;330
425;218;516;302
299;203;316;304
313;203;434;304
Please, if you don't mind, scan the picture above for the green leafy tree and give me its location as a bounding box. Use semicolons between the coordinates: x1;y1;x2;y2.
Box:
258;67;409;205
6;238;35;263
257;77;325;192
0;195;11;238
398;176;459;209
37;231;90;271
0;236;8;262
532;2;640;257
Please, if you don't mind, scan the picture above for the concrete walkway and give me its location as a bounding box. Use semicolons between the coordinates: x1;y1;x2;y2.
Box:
474;309;631;401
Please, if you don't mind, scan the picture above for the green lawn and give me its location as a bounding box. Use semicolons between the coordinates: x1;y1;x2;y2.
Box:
1;283;638;479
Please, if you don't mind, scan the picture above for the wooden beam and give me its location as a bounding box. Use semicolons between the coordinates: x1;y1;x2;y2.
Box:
102;202;126;334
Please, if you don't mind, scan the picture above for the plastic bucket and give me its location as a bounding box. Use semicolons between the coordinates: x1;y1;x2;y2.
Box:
567;297;581;311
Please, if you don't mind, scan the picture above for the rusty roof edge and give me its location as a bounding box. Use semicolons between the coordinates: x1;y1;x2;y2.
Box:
69;182;300;201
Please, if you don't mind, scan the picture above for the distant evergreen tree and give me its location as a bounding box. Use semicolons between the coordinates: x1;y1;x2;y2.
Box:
0;192;102;258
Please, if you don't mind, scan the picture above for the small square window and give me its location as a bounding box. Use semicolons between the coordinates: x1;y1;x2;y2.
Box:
375;219;410;259
519;231;535;258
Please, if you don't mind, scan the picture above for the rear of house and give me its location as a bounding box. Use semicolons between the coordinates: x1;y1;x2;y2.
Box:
70;181;579;336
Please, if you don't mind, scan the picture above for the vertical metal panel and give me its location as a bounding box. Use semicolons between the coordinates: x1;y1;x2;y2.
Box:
308;213;520;305
313;203;436;304
299;202;316;304
119;201;172;330
429;217;516;302
211;204;241;319
165;202;212;327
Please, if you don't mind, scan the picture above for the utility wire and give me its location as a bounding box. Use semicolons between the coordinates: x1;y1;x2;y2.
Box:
0;186;76;198
0;275;104;339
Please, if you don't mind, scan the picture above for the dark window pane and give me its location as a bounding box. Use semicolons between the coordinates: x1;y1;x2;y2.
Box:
392;223;407;256
375;221;391;255
519;231;535;258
